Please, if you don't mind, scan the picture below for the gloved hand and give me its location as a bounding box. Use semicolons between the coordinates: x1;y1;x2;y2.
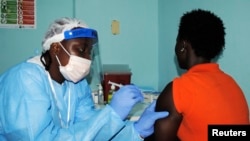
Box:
134;100;169;138
110;85;144;120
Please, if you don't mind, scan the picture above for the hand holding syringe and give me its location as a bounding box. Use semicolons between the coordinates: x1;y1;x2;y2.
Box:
109;81;145;120
108;81;145;100
108;81;157;103
108;80;168;139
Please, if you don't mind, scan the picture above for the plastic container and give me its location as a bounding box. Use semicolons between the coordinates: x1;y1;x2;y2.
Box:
98;84;104;105
108;84;115;103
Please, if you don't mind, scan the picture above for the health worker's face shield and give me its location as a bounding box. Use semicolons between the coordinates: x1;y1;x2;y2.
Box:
64;28;102;91
64;28;98;46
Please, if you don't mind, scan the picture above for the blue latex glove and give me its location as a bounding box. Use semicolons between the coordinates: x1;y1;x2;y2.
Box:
134;100;169;138
110;85;144;120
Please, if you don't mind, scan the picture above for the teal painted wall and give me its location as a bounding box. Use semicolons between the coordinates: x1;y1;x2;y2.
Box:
75;0;159;91
158;0;250;107
0;0;249;107
0;0;74;73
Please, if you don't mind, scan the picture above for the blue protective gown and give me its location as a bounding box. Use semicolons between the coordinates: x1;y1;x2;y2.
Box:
0;56;142;141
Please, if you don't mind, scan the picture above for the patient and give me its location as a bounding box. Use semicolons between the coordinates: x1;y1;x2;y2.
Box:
145;9;249;141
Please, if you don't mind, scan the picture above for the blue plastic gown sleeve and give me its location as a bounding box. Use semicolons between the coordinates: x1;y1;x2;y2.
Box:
0;60;142;141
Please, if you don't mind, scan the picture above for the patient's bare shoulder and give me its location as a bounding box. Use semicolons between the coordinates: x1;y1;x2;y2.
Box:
154;82;182;141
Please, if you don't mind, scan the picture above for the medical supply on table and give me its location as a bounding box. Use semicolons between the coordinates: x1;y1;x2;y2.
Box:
143;92;160;103
107;81;123;103
138;86;160;103
92;91;99;104
91;84;104;105
98;84;104;105
108;83;116;103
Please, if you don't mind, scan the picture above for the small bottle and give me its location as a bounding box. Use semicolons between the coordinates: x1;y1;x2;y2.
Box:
98;84;104;105
92;91;98;104
108;84;116;103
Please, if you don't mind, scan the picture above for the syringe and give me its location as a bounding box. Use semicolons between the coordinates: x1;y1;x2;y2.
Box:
108;81;148;103
108;81;123;88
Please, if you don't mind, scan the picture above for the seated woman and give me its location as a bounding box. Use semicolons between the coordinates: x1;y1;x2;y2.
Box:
146;9;249;141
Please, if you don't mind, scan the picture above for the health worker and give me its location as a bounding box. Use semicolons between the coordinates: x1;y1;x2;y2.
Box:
0;17;168;141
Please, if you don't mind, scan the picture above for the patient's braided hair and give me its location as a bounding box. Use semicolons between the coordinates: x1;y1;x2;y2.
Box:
178;9;226;60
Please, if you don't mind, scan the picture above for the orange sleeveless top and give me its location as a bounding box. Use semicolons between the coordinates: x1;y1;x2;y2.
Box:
173;63;249;141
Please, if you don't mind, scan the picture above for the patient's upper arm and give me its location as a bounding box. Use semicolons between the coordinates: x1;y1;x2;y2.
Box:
154;82;182;141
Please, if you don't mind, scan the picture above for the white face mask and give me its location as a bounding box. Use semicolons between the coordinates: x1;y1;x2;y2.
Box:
56;42;91;83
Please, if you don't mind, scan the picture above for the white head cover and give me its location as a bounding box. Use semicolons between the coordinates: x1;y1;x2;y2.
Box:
42;17;88;52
